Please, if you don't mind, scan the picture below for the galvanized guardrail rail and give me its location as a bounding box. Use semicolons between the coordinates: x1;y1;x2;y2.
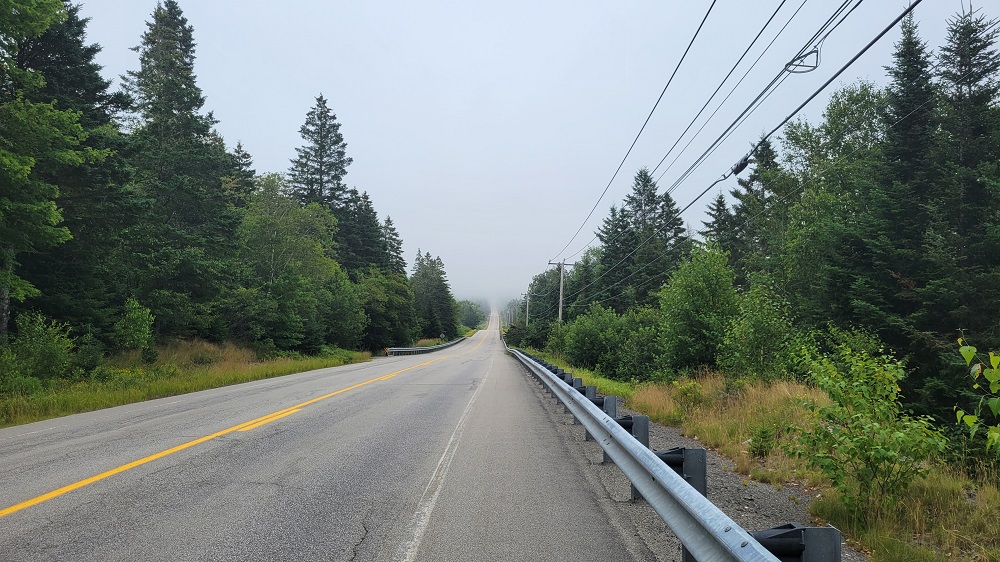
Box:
508;347;841;562
386;337;466;356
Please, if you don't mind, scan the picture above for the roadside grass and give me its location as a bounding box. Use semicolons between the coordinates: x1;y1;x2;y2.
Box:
0;340;370;428
414;338;446;347
523;351;635;400
527;348;1000;561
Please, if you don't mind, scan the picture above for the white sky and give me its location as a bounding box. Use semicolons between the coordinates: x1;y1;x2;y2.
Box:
74;1;972;304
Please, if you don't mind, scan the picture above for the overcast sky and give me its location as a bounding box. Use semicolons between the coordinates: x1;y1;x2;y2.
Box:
74;1;973;304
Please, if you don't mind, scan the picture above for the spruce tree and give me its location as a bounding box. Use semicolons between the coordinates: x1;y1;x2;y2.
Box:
335;189;386;275
700;192;735;248
123;0;239;337
227;141;256;207
288;94;352;207
0;0;87;340
906;8;1000;414
410;251;459;338
381;216;406;275
13;1;136;339
595;206;635;312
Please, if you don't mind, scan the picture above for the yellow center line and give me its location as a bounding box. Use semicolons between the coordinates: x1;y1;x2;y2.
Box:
237;408;302;432
0;355;450;518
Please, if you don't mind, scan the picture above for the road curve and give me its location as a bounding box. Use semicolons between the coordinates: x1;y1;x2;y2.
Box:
0;313;653;561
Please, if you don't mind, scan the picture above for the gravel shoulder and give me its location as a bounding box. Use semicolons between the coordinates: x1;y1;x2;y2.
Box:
519;365;868;561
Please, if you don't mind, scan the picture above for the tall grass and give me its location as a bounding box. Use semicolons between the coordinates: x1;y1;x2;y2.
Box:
0;340;370;428
530;349;1000;561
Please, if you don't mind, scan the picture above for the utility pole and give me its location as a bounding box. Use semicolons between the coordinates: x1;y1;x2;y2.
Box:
524;293;530;326
548;260;576;323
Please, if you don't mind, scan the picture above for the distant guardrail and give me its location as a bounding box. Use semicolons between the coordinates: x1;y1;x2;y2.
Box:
386;337;466;356
507;346;842;562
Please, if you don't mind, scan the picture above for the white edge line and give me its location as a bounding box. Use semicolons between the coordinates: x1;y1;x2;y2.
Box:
395;356;494;562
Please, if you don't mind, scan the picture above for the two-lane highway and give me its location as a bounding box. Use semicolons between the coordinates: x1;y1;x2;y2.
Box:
0;314;653;561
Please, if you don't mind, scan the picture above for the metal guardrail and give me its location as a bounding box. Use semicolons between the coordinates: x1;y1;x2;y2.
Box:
509;348;842;562
386;337;466;356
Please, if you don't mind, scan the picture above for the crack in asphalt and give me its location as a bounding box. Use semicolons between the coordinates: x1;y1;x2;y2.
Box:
349;509;373;561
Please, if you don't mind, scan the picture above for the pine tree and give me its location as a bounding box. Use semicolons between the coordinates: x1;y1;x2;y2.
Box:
288;94;352;207
904;8;1000;414
729;138;787;286
122;0;239;338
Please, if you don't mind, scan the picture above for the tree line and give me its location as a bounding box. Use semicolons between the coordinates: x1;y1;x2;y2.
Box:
0;1;477;389
509;11;1000;443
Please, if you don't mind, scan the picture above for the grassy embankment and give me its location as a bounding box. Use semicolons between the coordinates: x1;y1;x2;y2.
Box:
0;340;370;429
530;350;1000;562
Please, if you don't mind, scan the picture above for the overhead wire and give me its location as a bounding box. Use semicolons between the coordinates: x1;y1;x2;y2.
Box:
655;0;870;191
739;14;1000;231
561;0;810;262
528;1;928;321
547;0;719;264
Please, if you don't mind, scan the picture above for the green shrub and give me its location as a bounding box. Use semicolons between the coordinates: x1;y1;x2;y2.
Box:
718;279;792;380
1;375;44;396
750;424;778;458
112;297;155;353
564;304;616;370
791;344;947;524
657;245;738;372
672;379;703;409
598;307;662;382
956;338;1000;454
9;312;75;380
71;333;106;377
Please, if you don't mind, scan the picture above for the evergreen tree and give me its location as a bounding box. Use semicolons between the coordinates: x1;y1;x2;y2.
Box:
595;206;634;312
14;1;136;341
906;8;1000;414
226;141;256;207
381;216;406;275
700;191;736;249
288;94;351;207
0;0;88;340
356;268;416;350
122;0;239;338
729;138;786;287
335;189;386;275
410;251;459;339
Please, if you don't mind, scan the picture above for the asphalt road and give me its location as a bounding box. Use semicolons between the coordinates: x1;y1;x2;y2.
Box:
0;314;653;561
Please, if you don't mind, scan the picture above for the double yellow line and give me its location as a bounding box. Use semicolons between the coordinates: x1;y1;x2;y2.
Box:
0;355;450;518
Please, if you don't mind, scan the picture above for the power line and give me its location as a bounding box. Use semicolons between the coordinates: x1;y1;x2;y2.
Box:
739;15;1000;230
741;0;924;164
562;0;811;262
527;2;929;320
655;0;870;191
547;0;719;263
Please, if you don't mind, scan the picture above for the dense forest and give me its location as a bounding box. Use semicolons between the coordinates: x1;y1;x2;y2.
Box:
0;1;482;390
508;11;1000;453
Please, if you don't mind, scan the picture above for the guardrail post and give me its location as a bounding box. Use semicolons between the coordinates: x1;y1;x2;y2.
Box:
751;523;842;562
608;415;649;468
566;379;583;415
587;395;618;443
572;385;596;425
651;447;708;562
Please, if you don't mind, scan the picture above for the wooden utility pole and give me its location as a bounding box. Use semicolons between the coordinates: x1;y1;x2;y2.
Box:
548;260;576;323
